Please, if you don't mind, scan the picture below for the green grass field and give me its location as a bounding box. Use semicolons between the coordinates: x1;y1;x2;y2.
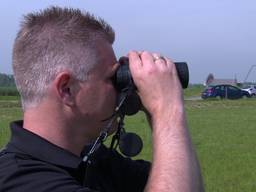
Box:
1;96;256;191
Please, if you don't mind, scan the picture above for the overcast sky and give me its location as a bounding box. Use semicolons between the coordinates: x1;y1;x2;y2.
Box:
0;0;255;83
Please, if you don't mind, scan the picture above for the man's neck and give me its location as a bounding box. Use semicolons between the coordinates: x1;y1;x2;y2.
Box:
23;103;91;156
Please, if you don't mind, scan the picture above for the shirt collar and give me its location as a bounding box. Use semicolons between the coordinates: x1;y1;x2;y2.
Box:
7;120;83;169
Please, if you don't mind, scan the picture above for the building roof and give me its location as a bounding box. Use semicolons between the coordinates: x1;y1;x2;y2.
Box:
208;79;237;86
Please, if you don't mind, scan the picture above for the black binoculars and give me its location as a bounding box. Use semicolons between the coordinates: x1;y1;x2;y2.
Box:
112;57;189;116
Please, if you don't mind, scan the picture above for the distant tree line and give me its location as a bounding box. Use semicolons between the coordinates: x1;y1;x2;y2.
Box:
0;73;15;87
0;73;19;96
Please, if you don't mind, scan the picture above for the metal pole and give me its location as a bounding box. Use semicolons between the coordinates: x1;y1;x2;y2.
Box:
243;65;256;84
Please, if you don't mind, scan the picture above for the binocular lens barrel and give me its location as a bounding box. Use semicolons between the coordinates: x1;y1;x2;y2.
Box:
114;57;189;91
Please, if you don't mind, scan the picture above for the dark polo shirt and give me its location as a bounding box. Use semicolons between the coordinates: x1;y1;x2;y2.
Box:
0;121;150;192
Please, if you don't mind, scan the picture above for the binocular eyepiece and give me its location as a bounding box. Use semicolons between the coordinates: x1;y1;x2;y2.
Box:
112;57;189;116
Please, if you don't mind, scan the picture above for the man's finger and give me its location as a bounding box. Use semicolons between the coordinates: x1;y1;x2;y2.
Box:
140;51;155;67
128;51;142;75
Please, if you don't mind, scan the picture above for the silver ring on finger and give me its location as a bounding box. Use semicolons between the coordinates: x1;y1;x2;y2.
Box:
154;55;166;62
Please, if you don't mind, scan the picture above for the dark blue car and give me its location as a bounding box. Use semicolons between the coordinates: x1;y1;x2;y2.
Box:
201;84;250;99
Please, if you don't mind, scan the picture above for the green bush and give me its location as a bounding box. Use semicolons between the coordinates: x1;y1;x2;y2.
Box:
0;87;20;96
183;84;204;97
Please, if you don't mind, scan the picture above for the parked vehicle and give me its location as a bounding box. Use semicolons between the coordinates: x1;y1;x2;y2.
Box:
242;85;256;97
201;84;251;99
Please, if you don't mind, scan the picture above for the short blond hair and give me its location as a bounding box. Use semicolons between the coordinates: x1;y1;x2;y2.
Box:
12;6;115;110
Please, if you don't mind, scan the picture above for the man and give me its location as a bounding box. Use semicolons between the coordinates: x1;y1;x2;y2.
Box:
0;6;204;192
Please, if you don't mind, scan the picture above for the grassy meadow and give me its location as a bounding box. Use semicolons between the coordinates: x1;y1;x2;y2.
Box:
1;89;256;191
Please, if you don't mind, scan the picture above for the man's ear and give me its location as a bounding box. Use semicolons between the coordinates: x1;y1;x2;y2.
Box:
54;72;76;107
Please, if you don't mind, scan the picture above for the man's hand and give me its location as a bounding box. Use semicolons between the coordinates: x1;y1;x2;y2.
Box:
128;50;204;192
128;51;183;120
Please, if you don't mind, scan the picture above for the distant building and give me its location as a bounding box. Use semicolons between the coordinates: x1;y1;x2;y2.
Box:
205;74;237;86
